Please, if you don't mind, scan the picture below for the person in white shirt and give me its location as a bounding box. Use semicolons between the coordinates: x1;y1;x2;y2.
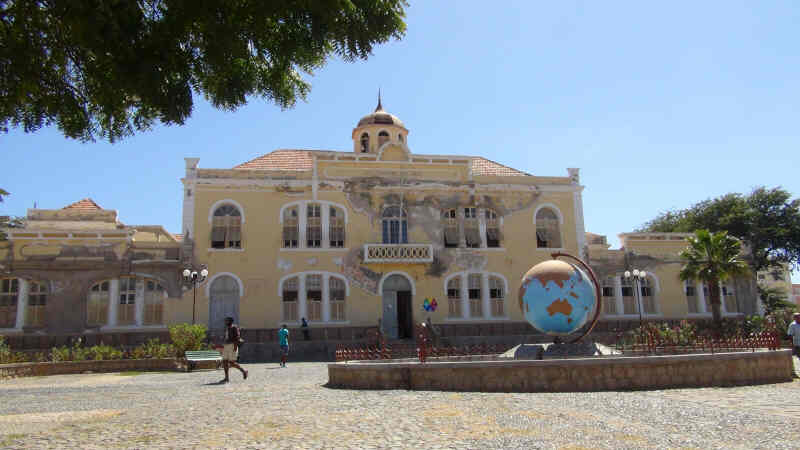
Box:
787;313;800;358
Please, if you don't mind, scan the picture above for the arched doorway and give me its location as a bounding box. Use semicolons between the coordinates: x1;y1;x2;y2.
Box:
381;274;413;339
208;275;240;340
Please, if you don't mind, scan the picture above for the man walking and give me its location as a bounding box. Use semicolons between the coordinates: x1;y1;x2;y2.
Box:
221;317;248;382
788;313;800;358
278;324;290;367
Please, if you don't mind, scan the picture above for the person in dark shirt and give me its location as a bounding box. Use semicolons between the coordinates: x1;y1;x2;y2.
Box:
221;317;248;382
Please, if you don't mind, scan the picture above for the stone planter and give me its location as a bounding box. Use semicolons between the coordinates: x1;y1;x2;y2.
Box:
0;358;185;379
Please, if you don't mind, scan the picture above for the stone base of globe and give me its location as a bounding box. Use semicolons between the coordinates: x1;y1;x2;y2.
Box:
499;342;620;360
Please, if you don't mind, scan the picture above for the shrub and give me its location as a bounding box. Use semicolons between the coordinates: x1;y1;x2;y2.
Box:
50;346;70;362
169;324;209;357
90;344;123;361
0;336;29;364
130;339;174;359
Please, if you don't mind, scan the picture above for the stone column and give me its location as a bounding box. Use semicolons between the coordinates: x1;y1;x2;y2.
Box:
477;208;487;249
135;278;145;326
298;204;307;249
108;279;120;327
14;278;29;329
321;204;330;249
696;281;707;314
481;273;491;318
298;275;307;322
613;276;624;316
460;274;469;319
457;209;466;249
322;273;331;322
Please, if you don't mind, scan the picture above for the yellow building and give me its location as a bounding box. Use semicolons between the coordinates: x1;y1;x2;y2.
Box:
0;199;182;342
178;99;587;339
586;231;760;326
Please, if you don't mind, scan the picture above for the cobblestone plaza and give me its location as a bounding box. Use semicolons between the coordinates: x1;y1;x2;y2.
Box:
1;362;799;449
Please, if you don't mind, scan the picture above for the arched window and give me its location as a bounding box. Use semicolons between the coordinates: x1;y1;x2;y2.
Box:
468;274;482;317
382;206;407;244
329;206;345;248
0;278;18;328
447;277;461;318
87;280;110;327
535;208;561;248
306;203;322;248
442;209;458;248
378;130;389;146
489;276;504;316
485;209;500;248
601;277;616;315
211;204;242;249
282;206;299;248
685;280;699;313
144;279;165;325
360;132;369;153
464;208;480;248
282;277;298;321
26;281;48;327
330;277;346;321
306;275;322;321
118;277;137;325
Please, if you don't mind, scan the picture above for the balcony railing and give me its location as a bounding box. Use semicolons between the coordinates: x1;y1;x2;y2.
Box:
363;244;434;263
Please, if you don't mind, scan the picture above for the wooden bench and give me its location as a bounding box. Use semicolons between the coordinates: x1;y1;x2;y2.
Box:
185;350;222;372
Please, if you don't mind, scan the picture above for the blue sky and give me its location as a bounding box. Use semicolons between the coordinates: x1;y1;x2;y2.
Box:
2;1;799;281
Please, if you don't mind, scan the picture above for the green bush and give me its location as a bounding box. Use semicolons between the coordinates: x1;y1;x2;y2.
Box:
0;335;29;364
90;344;123;361
49;346;70;362
130;339;174;359
169;324;209;357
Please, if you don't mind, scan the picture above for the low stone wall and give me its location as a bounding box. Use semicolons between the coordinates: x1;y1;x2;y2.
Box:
327;350;793;392
0;358;183;379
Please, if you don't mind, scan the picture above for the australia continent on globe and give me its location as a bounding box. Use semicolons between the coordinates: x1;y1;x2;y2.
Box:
518;259;597;336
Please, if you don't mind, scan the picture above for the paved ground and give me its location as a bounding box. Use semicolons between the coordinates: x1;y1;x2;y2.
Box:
1;362;799;449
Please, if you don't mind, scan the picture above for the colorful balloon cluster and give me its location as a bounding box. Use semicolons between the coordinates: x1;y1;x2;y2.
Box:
422;297;438;312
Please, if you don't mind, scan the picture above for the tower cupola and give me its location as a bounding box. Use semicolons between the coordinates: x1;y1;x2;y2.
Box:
352;93;408;153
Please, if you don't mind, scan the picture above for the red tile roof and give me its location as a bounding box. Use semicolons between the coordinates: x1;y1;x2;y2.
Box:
234;150;315;171
234;150;530;177
470;157;530;177
62;198;103;211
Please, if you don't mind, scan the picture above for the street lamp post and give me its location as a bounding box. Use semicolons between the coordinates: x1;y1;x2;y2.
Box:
182;266;209;325
624;269;647;329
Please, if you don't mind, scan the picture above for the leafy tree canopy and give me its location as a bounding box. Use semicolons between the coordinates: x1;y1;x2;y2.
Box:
639;187;800;272
0;0;408;142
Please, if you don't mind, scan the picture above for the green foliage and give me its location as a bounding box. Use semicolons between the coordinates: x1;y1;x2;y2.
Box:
169;324;209;357
639;187;800;273
630;320;698;345
130;339;173;359
758;285;796;315
0;335;28;364
679;230;750;326
0;1;408;142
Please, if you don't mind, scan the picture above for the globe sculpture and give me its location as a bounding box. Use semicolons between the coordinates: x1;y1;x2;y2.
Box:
518;258;599;337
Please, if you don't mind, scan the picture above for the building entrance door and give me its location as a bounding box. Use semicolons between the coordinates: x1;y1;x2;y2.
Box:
380;274;413;340
208;275;240;342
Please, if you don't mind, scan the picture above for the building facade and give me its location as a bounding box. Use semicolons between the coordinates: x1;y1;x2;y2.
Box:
179;100;587;339
0;100;763;346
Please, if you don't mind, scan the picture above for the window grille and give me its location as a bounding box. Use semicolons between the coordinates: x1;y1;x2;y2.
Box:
282;206;299;248
0;278;18;328
26;281;47;327
468;274;482;317
535;208;561;248
447;277;461;318
282;277;298;321
306;204;322;248
329;207;345;248
489;276;504;317
330;277;346;321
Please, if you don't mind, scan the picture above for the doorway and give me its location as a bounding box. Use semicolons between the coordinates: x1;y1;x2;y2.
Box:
208;275;240;341
380;274;414;340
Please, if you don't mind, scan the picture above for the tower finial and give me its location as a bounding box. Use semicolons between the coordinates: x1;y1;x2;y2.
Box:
375;88;383;111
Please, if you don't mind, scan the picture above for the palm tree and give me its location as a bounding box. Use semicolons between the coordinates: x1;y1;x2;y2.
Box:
679;229;749;327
